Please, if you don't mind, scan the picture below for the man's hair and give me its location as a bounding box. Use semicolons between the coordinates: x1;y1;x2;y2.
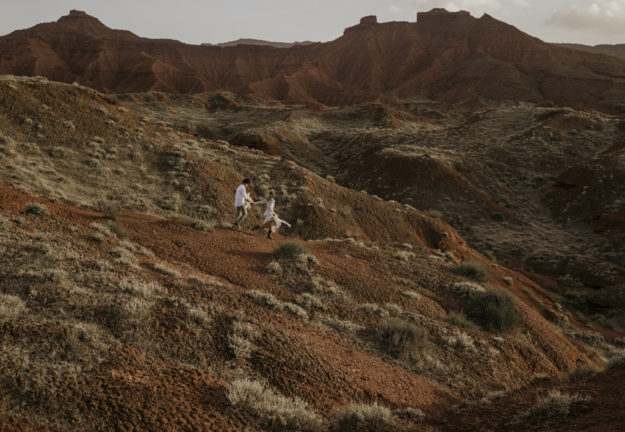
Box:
242;178;250;184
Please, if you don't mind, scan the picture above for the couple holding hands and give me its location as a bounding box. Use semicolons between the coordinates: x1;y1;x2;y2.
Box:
232;178;291;239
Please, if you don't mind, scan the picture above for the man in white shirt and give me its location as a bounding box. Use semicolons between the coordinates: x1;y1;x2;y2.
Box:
233;178;252;227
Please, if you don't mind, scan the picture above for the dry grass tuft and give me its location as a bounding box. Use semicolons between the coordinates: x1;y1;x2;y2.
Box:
445;311;479;330
451;281;486;296
322;317;364;334
281;302;308;320
523;390;589;421
334;402;395;432
0;294;27;322
24;202;49;216
358;303;390;318
151;262;182;278
266;260;282;274
120;279;165;298
295;293;325;311
384;303;402;316
567;365;600;382
227;378;323;431
395;407;425;420
228;318;259;360
445;331;475;351
189;306;210;326
246;290;281;309
401;290;420;299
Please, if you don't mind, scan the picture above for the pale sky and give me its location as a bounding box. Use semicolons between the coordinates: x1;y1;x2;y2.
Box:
1;0;625;46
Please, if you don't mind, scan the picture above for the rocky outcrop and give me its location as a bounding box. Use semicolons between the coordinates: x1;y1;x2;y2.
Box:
343;15;379;34
416;8;472;33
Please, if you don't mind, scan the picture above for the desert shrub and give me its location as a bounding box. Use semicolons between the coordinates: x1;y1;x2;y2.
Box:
334;403;395;432
42;268;67;284
24;202;49;216
466;287;522;333
445;331;475;351
445;311;479;330
322;317;364;334
384;303;402;316
523;390;589;420
267;260;282;274
112;247;137;266
394;250;414;261
0;214;9;230
191;219;215;232
246;290;281;309
87;299;149;334
281;302;308;320
227;378;323;431
228;319;259;360
453;261;489;282
358;303;390;318
97;200;121;219
273;242;305;261
105;220;129;238
0;294;26;322
394;407;425;420
378;318;429;361
608;354;625;369
568;329;605;346
151;262;182;278
568;365;599;382
295;293;325;311
451;281;486;296
401;290;420;299
120;280;165;298
189;307;210;326
229;334;254;359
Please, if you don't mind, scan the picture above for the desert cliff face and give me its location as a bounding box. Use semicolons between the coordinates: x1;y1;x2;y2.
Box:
2;9;625;111
0;8;624;432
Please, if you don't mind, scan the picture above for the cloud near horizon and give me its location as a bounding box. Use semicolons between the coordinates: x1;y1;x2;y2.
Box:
547;1;625;35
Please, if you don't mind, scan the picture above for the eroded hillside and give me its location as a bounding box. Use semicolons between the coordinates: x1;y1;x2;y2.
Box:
120;90;625;333
1;76;624;431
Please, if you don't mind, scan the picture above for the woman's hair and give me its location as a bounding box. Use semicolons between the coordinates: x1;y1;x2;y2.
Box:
268;190;275;196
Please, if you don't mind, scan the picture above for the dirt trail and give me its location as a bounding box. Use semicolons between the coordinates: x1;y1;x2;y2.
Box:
121;213;278;293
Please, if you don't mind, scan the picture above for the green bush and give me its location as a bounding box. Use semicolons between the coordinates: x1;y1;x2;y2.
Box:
453;261;489;282
378;318;429;361
272;242;305;261
466;287;522;333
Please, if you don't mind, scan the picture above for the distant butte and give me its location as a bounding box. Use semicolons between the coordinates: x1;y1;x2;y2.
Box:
1;9;625;111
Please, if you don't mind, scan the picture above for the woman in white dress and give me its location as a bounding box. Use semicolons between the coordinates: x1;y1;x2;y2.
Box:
254;190;291;239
